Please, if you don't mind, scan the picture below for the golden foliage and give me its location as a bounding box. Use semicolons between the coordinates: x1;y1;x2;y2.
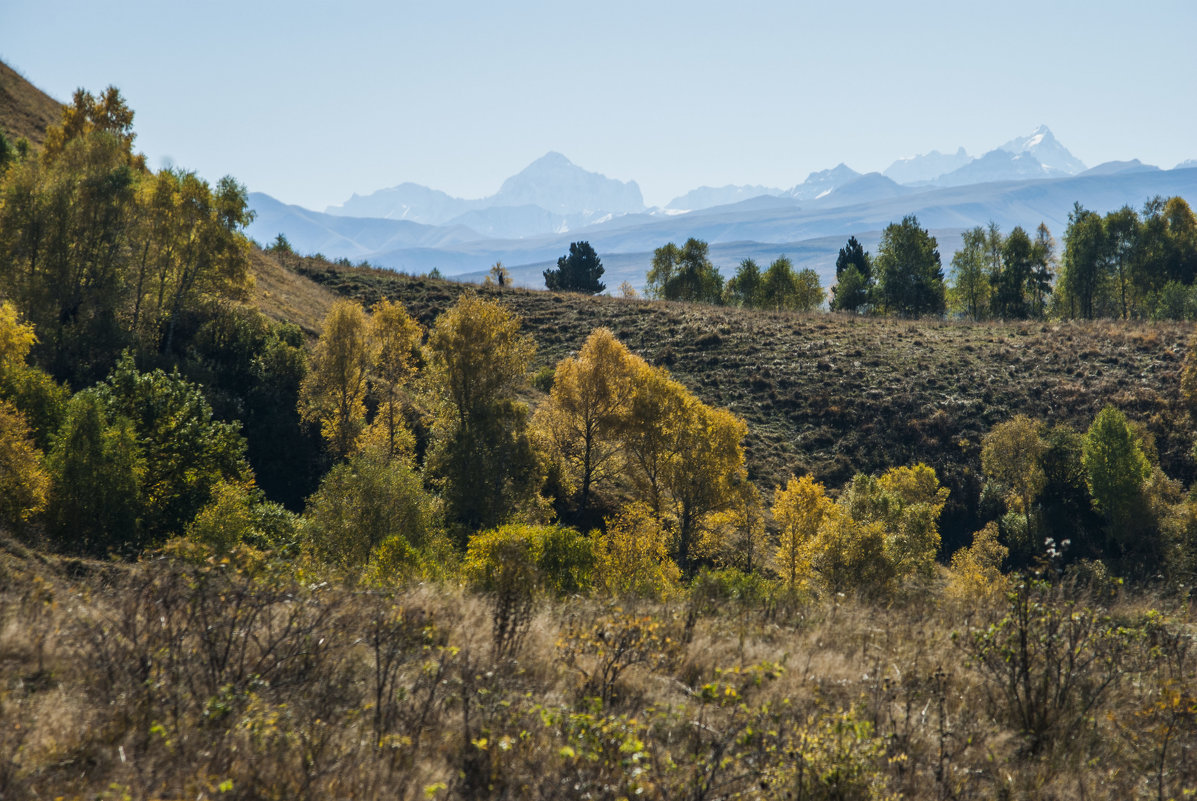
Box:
597;503;680;599
947;521;1009;602
299;299;372;457
0;398;49;523
772;474;832;591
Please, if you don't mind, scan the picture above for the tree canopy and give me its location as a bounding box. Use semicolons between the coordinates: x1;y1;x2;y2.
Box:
544;241;605;294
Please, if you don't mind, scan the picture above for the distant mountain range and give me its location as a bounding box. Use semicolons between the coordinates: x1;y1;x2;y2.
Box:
246;125;1197;291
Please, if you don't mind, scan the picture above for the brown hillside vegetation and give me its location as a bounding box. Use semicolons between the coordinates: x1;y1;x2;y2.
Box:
2;539;1194;801
248;247;337;335
290;257;1196;549
0;60;62;146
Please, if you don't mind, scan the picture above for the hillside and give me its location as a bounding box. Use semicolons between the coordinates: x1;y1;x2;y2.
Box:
0;60;61;145
288;257;1196;551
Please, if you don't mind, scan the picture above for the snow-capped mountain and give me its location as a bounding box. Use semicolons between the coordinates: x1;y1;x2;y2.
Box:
490;151;644;215
786;164;861;200
999;124;1086;175
883;147;972;185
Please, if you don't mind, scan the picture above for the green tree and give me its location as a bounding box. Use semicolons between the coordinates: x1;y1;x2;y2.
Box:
1029;223;1055;316
648;238;723;303
1082;406;1151;555
948;226;991;319
44;391;143;554
304;441;440;569
760;255;800;310
1058;203;1107;319
873;215;945;316
992;226;1034;318
1104;205;1140;319
793;268;825;311
424;293;541;533
830;235;873;313
724;258;763;307
544;241;605;294
92;354;250;541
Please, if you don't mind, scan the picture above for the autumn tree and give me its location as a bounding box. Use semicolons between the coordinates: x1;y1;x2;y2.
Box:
0;399;49;527
699;480;769;573
364;298;422;461
299;299;372;458
533;327;637;515
981;415;1047;539
596;502;680;599
772;474;832;591
424;293;541;533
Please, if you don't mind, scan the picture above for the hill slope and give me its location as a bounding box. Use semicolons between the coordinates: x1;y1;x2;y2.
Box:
289;259;1196;552
0;59;62;145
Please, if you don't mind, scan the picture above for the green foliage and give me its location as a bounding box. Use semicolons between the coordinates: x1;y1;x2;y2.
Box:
91;353;250;542
646;238;723;303
948;226;991;319
1083;406;1152;555
303;442;440;570
873;215;945;316
830;235;873;313
544;241;605;294
44;391;143;554
723;258;762;307
182;303;318;509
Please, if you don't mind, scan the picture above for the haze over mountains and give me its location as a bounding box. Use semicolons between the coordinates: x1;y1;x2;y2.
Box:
247;126;1197;290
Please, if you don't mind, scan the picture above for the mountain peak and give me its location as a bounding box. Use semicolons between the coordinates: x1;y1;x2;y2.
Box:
999;125;1085;174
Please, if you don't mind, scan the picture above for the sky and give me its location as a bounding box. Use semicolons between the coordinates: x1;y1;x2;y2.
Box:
4;0;1195;211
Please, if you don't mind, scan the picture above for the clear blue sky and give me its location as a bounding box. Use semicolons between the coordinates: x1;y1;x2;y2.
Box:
4;0;1195;210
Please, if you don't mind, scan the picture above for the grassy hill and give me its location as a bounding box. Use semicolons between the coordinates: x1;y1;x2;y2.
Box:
286;257;1197;550
0;60;61;146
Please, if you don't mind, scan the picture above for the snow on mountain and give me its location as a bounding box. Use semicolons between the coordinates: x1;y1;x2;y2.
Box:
325;183;479;225
786;164;861;200
666;184;784;211
999;124;1086;175
883;147;972;185
936;149;1067;187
